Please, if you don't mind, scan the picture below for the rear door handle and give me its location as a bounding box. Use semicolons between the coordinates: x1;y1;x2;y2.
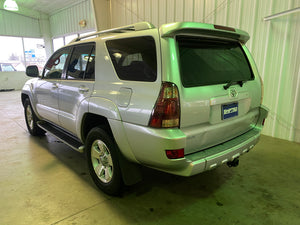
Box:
52;83;59;89
79;86;89;93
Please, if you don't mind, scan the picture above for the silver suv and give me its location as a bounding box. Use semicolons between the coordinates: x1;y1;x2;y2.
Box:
22;22;268;195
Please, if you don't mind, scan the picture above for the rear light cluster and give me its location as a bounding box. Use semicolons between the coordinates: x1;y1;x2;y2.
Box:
166;149;184;159
149;82;180;128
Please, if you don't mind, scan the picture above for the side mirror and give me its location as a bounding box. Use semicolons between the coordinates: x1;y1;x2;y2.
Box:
26;65;39;77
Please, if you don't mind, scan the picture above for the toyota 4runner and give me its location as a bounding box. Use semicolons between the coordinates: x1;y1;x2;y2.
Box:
22;22;268;195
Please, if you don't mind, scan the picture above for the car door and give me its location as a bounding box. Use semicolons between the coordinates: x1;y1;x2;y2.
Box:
34;47;71;125
58;43;95;135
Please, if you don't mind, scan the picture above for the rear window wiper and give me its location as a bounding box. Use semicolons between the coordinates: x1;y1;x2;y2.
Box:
223;80;245;90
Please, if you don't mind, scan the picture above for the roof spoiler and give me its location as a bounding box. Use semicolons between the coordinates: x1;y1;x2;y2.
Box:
159;22;250;44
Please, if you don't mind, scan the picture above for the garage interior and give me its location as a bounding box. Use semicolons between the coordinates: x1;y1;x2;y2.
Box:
0;0;299;224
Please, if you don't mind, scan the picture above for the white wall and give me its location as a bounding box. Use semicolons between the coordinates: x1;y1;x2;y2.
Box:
0;72;31;91
109;0;300;142
0;9;41;37
49;0;95;38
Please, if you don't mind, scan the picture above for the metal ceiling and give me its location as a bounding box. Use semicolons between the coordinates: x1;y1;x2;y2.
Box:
16;0;86;15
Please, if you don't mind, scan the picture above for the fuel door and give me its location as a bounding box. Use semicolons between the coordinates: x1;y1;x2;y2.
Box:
117;87;132;107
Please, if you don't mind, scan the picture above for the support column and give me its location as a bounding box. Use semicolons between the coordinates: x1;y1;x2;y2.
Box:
91;0;111;30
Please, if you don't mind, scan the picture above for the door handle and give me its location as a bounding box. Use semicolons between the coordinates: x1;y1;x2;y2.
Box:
78;86;89;93
52;83;59;89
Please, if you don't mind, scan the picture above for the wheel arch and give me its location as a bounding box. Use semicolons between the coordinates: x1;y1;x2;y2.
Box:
83;118;142;187
21;92;29;106
80;96;139;163
79;96;120;141
80;113;112;143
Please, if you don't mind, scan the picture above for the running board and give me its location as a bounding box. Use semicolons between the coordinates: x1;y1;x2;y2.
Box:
37;122;84;153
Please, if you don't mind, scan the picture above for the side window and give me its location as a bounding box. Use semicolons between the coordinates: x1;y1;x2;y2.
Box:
122;53;142;66
43;48;70;79
66;44;95;80
106;36;157;82
84;47;95;80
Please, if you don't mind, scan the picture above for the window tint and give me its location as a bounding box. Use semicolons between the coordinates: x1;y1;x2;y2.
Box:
106;36;157;82
177;36;253;87
84;47;95;80
122;53;142;66
66;44;95;80
43;48;70;79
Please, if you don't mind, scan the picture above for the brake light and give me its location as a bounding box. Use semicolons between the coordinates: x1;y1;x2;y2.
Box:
214;24;236;32
149;82;180;128
166;149;184;159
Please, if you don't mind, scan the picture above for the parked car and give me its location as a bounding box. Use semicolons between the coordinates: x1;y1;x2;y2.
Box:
21;22;268;195
0;63;16;71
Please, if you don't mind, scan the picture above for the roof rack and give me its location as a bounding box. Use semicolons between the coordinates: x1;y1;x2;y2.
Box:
71;22;155;43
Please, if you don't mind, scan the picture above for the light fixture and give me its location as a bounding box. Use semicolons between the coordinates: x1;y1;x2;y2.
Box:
79;20;87;28
3;0;19;11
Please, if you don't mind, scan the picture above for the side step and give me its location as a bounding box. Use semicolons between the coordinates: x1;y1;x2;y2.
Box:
38;122;84;153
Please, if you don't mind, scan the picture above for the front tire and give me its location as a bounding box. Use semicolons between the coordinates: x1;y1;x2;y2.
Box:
86;127;123;195
24;99;45;136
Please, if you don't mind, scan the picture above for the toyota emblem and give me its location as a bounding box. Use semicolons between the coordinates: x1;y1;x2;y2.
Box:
229;88;238;98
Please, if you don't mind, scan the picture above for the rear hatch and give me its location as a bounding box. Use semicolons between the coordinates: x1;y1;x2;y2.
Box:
160;23;262;154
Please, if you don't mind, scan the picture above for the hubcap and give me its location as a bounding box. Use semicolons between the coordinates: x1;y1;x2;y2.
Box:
26;105;34;130
91;140;113;183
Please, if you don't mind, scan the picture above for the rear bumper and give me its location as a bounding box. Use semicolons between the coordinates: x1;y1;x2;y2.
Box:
182;127;260;176
122;105;268;176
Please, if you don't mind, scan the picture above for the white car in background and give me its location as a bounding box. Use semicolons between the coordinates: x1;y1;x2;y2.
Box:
0;63;16;71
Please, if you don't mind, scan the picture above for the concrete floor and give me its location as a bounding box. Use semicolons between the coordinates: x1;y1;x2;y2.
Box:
0;91;300;225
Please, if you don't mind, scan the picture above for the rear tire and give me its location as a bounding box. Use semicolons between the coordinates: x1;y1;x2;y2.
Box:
24;99;45;136
86;127;123;195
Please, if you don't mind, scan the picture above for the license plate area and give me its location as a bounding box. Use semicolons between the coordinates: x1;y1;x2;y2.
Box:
222;102;238;120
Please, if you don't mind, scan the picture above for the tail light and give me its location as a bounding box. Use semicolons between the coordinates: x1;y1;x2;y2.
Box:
262;118;266;126
166;149;184;159
149;82;180;128
214;24;236;32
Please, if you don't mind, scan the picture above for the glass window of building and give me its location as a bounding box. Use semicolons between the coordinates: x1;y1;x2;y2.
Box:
0;36;25;71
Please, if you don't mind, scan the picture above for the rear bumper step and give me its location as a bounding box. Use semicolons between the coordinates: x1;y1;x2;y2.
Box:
37;122;84;153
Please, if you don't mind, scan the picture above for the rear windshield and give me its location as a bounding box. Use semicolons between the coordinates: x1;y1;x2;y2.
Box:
177;36;254;87
106;36;157;82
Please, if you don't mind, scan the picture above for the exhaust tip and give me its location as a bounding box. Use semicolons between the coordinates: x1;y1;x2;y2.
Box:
227;158;239;167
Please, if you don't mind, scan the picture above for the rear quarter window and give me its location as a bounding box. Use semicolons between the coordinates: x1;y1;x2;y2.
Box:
177;36;254;87
106;36;157;82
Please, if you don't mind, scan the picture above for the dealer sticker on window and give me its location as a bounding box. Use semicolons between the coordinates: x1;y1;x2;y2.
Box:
222;103;238;120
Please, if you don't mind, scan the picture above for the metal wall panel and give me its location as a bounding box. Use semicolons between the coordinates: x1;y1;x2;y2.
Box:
49;0;95;37
110;0;300;142
0;9;41;37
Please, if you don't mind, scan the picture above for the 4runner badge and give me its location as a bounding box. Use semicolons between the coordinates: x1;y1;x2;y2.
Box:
229;88;238;98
